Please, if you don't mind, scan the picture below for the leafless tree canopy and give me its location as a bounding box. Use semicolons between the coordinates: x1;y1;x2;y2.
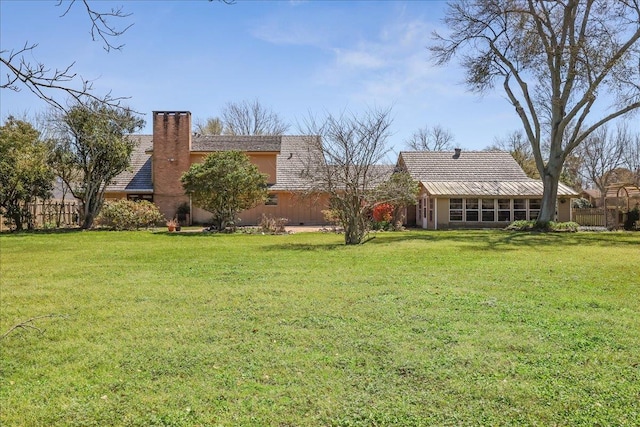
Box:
431;0;640;223
194;117;224;135
405;124;455;151
300;107;393;244
576;124;637;193
1;1;134;111
222;99;290;136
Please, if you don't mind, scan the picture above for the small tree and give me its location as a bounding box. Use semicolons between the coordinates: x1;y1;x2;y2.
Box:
301;107;393;245
49;100;145;229
181;151;268;231
0;117;54;230
373;171;419;226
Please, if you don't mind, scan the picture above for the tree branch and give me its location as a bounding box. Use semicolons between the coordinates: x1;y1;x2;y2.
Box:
1;314;67;340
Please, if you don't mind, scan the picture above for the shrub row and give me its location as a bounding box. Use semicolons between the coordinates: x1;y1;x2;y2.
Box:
505;220;580;232
97;200;165;230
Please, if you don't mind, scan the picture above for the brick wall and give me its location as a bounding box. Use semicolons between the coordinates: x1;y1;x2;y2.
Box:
152;111;191;220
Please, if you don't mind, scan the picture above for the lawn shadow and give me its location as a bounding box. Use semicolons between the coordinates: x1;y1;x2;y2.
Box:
365;229;640;250
263;242;346;251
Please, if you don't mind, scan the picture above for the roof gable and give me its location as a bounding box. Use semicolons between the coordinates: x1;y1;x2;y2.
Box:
105;135;153;192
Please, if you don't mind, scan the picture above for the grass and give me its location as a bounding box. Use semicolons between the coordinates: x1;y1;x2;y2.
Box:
1;229;639;426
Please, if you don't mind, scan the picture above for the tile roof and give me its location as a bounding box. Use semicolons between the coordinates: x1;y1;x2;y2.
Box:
105;135;153;192
191;135;282;152
270;136;322;191
399;150;531;182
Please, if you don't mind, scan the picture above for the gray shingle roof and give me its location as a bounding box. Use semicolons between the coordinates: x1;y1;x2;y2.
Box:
399;151;531;182
270;136;321;191
191;135;282;152
105;135;153;192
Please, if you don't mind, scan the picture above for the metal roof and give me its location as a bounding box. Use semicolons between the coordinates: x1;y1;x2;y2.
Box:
422;180;578;197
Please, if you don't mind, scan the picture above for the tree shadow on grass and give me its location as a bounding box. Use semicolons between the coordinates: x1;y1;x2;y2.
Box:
364;229;640;250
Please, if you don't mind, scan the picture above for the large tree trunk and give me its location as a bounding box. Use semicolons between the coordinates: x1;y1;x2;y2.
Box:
538;157;563;226
539;174;559;225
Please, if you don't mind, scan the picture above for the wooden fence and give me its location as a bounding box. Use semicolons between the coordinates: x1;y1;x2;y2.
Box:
0;200;78;231
574;208;605;226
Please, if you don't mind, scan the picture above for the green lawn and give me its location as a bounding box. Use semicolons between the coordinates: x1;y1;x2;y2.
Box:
1;230;639;426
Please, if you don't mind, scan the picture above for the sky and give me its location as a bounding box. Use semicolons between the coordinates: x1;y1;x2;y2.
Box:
1;1;636;161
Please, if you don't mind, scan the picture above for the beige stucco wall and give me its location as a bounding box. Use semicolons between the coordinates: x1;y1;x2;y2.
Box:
190;152;277;184
192;192;330;227
557;199;572;222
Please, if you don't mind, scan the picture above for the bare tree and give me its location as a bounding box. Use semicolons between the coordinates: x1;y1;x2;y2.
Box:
222;99;290;136
576;125;628;214
194;117;224;135
405;124;455;151
300;107;393;245
1;1;134;111
622;132;640;186
431;0;640;226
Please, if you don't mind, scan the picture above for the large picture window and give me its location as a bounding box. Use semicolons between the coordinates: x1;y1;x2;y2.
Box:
498;199;511;221
514;199;527;220
465;198;479;221
447;197;545;223
529;199;541;220
450;198;463;221
481;199;495;221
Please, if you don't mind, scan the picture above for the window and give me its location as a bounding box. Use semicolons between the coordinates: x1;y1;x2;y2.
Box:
450;198;463;221
429;198;434;222
529;199;541;220
514;199;527;220
498;199;511;221
481;199;496;222
418;199;423;219
423;197;427;219
465;198;479;221
265;194;278;206
127;194;153;202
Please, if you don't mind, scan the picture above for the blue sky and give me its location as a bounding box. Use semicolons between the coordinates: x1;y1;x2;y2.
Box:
2;0;631;159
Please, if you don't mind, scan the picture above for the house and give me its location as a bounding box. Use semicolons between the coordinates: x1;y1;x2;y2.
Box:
105;110;581;229
398;149;578;229
105;111;329;226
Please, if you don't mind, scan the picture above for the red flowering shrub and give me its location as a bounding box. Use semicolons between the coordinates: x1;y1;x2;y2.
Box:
372;203;393;223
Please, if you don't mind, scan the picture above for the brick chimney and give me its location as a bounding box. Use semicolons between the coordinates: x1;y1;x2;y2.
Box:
152;111;192;220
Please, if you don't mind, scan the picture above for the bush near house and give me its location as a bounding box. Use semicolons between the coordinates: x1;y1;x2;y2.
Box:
506;220;580;232
97;199;164;230
624;206;639;231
